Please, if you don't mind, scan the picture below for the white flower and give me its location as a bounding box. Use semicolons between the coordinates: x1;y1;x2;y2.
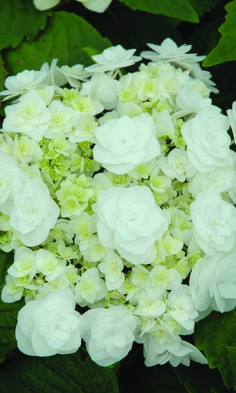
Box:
181;106;232;172
153;109;175;139
1;275;24;303
190;63;219;94
133;288;166;318
191;190;236;255
69;114;97;143
0;151;28;215
9;178;60;247
80;306;138;366
44;100;79;138
140;321;181;366
81;73;119;110
85;45;141;73
93;114;161;174
188;168;236;196
167;340;207;367
15;288;81;356
59;64;91;87
148;265;182;297
0;63;50;100
33;0;60;10
96;186;170;264
159;148;196;182
12;135;43;164
3;89;51;142
76;0;112;12
99;250;124;290
175;86;212;117
79;236;106;262
167;285;198;332
140;323;206;367
75;267;106;306
7;247;36;279
227;101;236;144
190;249;236;314
141;38;205;71
35;249;67;281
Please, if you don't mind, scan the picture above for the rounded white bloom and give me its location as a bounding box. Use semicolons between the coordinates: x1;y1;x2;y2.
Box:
181;106;232;172
148;265;182;297
69;114;97;143
159;148;196;182
15;288;81;356
141;323;206;367
133;288;166;318
96;186;170;264
76;0;112;12
7;247;36;279
190;249;236;314
79;236;106;262
0;150;28;215
188;168;236;196
167;285;198;332
140;321;181;366
80;306;138;366
141;38;205;71
0;63;50;100
191;190;236;255
75;267;106;306
3;89;51;142
9;178;60;247
45;100;79;138
175;86;212;117
35;249;66;281
85;45;141;73
12;135;43;164
93;114;161;174
1;275;24;303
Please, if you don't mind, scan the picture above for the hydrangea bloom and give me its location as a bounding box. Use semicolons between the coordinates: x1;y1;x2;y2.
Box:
79;306;138;366
15;288;81;356
141;38;205;71
85;45;141;73
93;113;161;174
0;39;235;369
96;186;170;264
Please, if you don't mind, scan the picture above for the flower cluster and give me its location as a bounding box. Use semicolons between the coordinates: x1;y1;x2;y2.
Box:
1;39;236;368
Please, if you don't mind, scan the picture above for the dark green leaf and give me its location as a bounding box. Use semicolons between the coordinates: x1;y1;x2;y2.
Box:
0;251;23;363
4;11;111;75
187;0;222;17
0;352;120;393
0;0;52;51
0;54;7;92
175;363;229;393
118;0;199;22
194;310;236;390
203;0;236;66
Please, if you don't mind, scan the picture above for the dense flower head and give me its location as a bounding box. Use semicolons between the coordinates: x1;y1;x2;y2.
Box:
0;39;235;368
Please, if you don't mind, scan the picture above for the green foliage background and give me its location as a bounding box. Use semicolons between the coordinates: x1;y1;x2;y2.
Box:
0;0;236;391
